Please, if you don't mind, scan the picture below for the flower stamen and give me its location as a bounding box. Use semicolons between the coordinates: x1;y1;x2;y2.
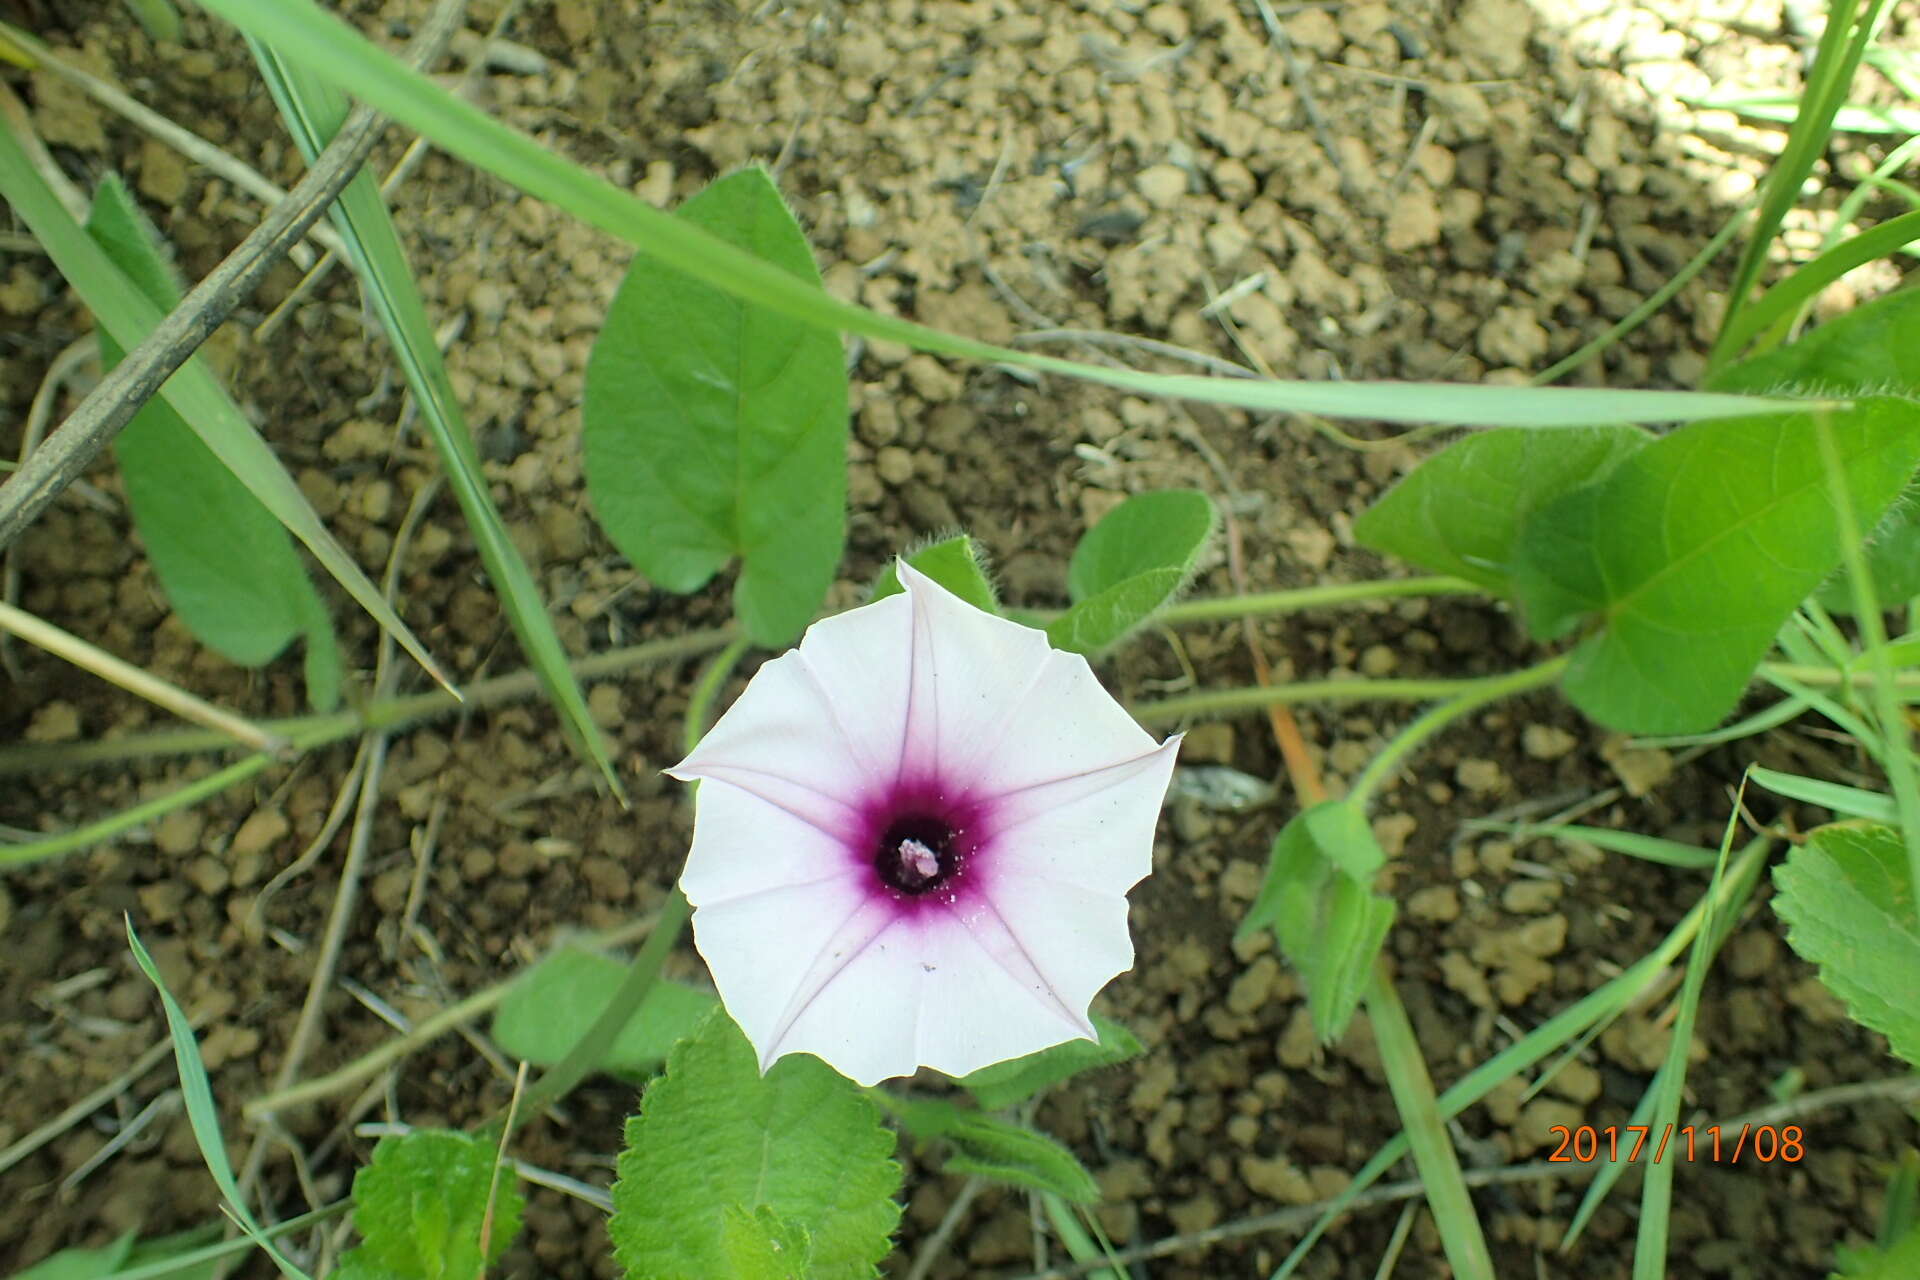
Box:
875;815;960;895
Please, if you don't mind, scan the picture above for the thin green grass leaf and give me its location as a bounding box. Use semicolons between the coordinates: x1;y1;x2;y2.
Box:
2;753;275;868
1365;970;1494;1280
247;44;620;795
1630;806;1747;1279
1711;0;1893;370
1748;765;1898;822
0;122;448;694
125;919;311;1280
1624;693;1812;751
1715;208;1920;366
194;0;1822;429
1463;821;1720;870
1040;1194;1125;1280
1685;90;1920;135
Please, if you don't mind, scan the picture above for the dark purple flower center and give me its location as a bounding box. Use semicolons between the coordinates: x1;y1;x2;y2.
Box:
874;813;962;896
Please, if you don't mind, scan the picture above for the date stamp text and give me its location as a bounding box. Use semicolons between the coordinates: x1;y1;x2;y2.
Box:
1547;1124;1804;1164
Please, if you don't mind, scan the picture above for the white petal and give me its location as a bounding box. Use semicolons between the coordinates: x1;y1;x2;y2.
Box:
687;871;886;1068
668;590;914;798
747;903;1103;1085
678;774;860;906
987;736;1182;893
893;561;1165;793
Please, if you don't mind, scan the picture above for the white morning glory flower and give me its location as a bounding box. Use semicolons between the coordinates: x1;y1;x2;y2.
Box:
668;561;1182;1086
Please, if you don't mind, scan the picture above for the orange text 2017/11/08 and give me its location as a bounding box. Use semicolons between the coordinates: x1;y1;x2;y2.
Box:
1545;1124;1805;1164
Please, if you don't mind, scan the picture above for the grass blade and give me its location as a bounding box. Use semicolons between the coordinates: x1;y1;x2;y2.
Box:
126;918;313;1279
245;42;621;795
195;0;1822;429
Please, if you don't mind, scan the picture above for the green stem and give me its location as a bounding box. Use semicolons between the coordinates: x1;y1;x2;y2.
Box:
1763;661;1920;692
1154;575;1481;625
1131;665;1562;727
0;627;736;776
1363;963;1494;1280
1346;656;1570;809
512;634;749;1121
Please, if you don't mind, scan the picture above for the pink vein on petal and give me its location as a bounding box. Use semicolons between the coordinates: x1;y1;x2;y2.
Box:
674;761;863;842
758;898;900;1069
985;744;1177;831
791;649;893;789
898;585;938;782
943;654;1052;787
696;869;864;911
956;897;1096;1039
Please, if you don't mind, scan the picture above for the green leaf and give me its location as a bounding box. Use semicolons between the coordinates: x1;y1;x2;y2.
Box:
1710;288;1920;397
717;1206;812;1280
869;534;999;613
1046;490;1214;656
1352;425;1649;593
1835;1224;1920;1280
585;166;847;647
893;1099;1100;1203
246;45;615;787
609;1009;900;1280
348;1130;520;1280
14;1234;134;1280
1046;567;1184;656
1067;489;1215;598
1772;823;1920;1067
84;176;340;710
957;1013;1142;1111
1239;801;1395;1042
0;122;446;698
1509;400;1920;733
491;944;715;1074
1816;503;1920;612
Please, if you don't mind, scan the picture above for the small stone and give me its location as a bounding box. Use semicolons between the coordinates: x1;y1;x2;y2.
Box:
1501;879;1563;913
1439;951;1494;1008
137;137;189;205
25;702;81;743
1600;735;1673;796
1227;955;1280;1015
874;446;915;486
1241;1154;1315;1203
1455;758;1506;794
1513;1098;1585;1155
185;856;229;896
1128;1057;1178;1114
1219;858;1263;905
1408;885;1460;923
1372;812;1417;856
1276;1006;1318;1067
229;809;290;859
137;881;187;924
587;683;625;729
1136;164;1189;210
1226;1114;1259;1147
1522;724;1578;760
1725;930;1779;981
1358;644;1397;676
1547;1060;1603;1105
153;810;203;856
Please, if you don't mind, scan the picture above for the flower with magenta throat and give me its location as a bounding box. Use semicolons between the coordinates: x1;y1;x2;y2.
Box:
668;562;1182;1086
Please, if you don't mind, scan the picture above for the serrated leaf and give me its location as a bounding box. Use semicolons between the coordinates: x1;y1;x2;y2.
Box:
717;1206;812;1280
893;1099;1100;1203
14;1234;134;1280
491;944;715;1075
1509;400;1920;733
1352;425;1649;593
84;177;340;710
349;1130;519;1280
1067;489;1215;599
1240;800;1395;1042
1772;823;1920;1067
585;167;847;646
869;535;998;612
958;1012;1142;1110
610;1009;900;1280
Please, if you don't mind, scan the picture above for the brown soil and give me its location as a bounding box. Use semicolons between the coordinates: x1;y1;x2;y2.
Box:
3;1;1916;1277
